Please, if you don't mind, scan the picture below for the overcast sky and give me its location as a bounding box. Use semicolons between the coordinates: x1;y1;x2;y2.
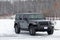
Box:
0;0;28;3
0;0;18;1
0;0;20;3
0;0;31;3
0;0;26;1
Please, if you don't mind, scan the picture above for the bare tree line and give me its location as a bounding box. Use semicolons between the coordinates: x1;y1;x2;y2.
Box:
0;0;59;19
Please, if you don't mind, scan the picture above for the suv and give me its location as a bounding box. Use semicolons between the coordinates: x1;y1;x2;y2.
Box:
14;13;54;35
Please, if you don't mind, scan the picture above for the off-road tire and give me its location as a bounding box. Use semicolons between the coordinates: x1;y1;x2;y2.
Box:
29;25;36;35
15;25;20;34
47;27;54;35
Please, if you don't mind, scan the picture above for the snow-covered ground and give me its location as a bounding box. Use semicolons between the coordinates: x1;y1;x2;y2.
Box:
0;19;60;40
54;20;60;29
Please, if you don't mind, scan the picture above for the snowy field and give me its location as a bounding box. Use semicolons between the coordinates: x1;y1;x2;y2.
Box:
0;19;60;40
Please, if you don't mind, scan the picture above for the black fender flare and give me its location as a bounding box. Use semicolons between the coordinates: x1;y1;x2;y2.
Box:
28;23;37;29
14;23;20;28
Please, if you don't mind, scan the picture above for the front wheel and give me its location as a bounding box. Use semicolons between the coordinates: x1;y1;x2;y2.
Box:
15;25;20;34
47;27;54;35
29;26;36;35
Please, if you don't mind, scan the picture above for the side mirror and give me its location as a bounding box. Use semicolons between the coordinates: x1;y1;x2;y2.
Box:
24;18;28;21
19;18;22;20
44;17;46;19
24;18;29;22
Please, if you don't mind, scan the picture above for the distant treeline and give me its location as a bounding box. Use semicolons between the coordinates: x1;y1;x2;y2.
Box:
0;0;60;17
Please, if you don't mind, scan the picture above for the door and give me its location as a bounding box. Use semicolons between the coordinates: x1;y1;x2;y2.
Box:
18;14;23;28
22;14;29;29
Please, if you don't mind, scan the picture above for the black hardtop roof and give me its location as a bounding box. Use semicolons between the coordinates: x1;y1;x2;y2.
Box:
16;13;43;15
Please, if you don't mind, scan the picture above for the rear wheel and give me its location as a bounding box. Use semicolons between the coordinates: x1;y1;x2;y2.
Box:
47;27;54;35
15;25;20;34
29;25;36;35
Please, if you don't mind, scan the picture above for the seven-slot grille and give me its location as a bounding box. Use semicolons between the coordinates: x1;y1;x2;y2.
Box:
38;22;49;26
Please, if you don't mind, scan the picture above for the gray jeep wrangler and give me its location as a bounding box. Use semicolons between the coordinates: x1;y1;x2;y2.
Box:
14;13;54;35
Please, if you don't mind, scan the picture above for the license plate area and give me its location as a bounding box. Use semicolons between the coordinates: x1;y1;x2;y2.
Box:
44;27;48;29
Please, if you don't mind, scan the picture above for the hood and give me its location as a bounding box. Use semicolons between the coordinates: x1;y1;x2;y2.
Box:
29;20;50;22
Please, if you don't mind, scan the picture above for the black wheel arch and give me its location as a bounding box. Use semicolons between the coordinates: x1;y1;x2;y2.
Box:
14;23;20;28
28;23;37;30
14;23;17;28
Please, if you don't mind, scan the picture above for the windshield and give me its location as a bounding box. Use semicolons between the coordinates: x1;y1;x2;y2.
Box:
29;14;43;18
28;14;45;20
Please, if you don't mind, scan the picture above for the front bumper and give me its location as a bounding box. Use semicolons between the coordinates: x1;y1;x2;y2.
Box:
35;25;49;31
35;25;54;31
